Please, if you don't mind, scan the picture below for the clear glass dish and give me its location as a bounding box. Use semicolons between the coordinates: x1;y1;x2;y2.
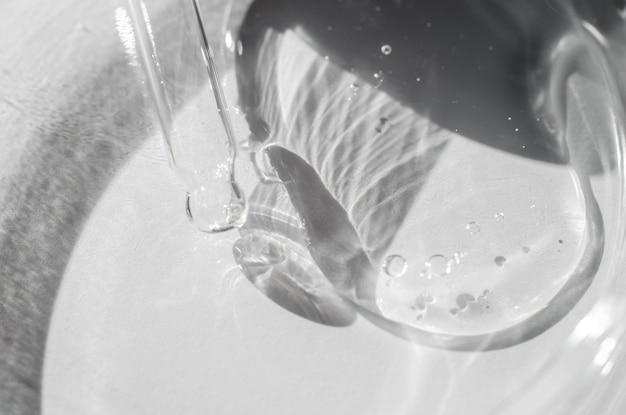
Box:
10;0;623;414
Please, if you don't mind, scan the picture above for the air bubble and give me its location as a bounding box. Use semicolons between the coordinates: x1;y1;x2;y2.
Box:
383;254;407;278
381;44;392;55
423;254;451;278
465;221;481;234
456;293;476;309
494;256;507;267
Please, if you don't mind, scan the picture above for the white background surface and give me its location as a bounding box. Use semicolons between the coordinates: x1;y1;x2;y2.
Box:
42;133;570;415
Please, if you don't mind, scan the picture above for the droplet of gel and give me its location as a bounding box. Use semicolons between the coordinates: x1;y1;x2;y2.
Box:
383;254;408;278
522;246;531;254
186;183;247;233
494;256;507;267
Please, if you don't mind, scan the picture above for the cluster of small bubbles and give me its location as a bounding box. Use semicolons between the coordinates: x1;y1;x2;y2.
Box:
530;204;536;209
381;44;393;55
455;293;476;309
494;212;505;221
465;221;481;234
421;254;451;279
494;256;507;267
382;254;407;278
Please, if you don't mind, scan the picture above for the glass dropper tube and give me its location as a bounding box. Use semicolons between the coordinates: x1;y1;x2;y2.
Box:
126;0;247;233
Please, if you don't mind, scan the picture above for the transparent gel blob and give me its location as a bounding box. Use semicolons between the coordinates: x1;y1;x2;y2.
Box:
226;0;624;349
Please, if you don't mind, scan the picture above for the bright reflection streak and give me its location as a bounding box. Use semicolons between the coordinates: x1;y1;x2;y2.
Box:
115;7;139;67
594;337;617;368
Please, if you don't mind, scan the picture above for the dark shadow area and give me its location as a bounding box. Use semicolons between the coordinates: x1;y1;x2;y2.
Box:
238;0;624;164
